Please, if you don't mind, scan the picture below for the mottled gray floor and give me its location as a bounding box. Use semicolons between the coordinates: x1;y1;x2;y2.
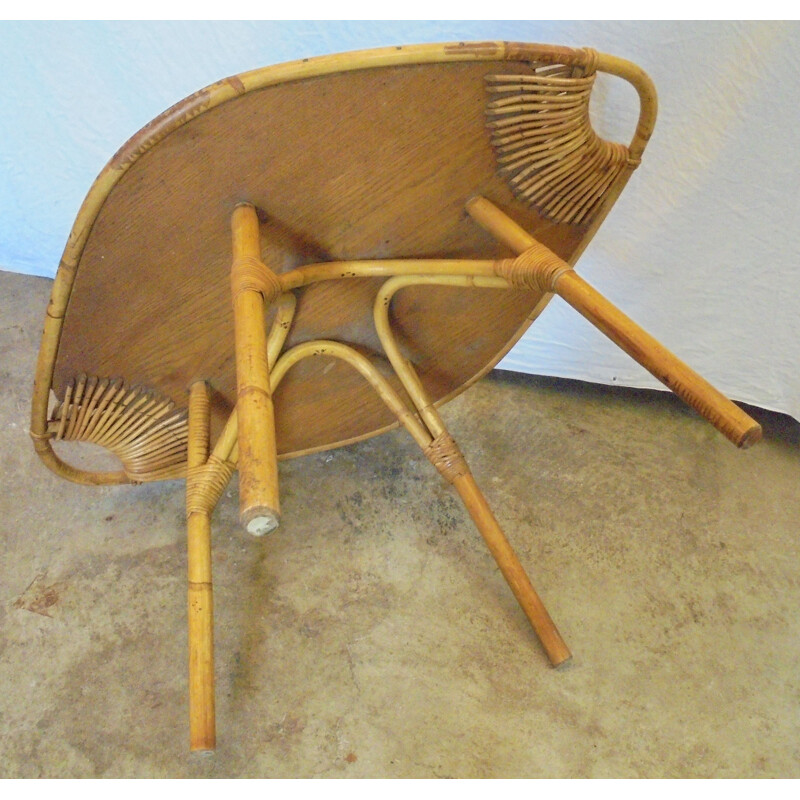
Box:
1;269;798;777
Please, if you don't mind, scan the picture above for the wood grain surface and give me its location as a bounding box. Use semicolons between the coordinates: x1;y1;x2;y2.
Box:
46;50;648;461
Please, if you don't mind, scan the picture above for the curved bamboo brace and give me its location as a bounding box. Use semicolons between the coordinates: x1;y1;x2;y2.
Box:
373;276;571;667
374;275;509;439
466;196;762;448
278;259;498;292
215;265;506;470
270;341;431;449
221;334;569;666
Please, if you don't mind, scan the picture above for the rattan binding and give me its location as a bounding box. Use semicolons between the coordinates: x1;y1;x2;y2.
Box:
47;375;188;482
486;53;635;225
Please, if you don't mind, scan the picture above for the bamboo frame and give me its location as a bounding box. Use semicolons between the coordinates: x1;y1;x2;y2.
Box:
29;42;760;751
373;275;572;667
219;333;571;667
466;197;762;448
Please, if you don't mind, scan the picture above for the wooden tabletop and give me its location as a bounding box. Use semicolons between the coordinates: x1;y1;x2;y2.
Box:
38;43;653;464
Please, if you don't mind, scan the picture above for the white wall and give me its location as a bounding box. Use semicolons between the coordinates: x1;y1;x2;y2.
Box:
2;21;798;419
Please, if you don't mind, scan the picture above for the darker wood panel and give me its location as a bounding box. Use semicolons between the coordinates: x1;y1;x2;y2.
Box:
54;59;584;456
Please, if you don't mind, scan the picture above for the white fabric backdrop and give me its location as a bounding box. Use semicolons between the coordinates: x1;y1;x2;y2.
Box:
2;21;798;419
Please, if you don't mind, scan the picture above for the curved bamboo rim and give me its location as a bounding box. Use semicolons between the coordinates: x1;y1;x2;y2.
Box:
31;41;657;485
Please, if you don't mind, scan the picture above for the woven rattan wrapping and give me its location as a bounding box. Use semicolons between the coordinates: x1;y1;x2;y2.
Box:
424;431;468;484
494;242;572;293
47;376;188;482
186;455;236;517
231;255;283;303
486;53;633;225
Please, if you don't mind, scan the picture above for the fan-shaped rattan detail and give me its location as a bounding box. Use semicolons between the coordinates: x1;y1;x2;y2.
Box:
486;59;634;225
47;375;188;483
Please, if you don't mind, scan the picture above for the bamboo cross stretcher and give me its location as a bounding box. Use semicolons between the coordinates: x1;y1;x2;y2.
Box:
30;42;761;751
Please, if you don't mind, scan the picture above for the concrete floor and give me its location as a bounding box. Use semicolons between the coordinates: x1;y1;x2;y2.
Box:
1;268;799;778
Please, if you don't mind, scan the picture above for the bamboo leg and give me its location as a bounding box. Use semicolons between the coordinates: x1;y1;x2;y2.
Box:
422;423;571;667
221;331;570;665
187;381;215;751
451;470;571;666
231;203;281;535
372;282;570;666
466;195;762;449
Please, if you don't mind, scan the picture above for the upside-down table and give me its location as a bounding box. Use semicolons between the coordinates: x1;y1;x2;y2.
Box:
30;42;761;750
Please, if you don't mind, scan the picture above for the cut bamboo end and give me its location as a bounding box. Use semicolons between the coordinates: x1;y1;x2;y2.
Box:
738;423;762;449
242;507;280;537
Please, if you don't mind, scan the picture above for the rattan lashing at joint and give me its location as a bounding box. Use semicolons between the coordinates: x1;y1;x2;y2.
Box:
186;454;236;517
424;431;469;484
230;255;283;304
494;242;573;294
580;47;600;76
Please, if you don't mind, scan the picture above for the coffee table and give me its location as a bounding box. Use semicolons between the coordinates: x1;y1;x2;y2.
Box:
30;41;760;750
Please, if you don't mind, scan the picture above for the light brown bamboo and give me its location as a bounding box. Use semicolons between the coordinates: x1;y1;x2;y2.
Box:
452;471;571;667
186;381;215;752
373;276;571;666
231;203;280;535
466;196;762;449
374;274;510;440
210;290;297;466
278;259;498;292
266;334;566;665
270;340;431;450
267;292;297;368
